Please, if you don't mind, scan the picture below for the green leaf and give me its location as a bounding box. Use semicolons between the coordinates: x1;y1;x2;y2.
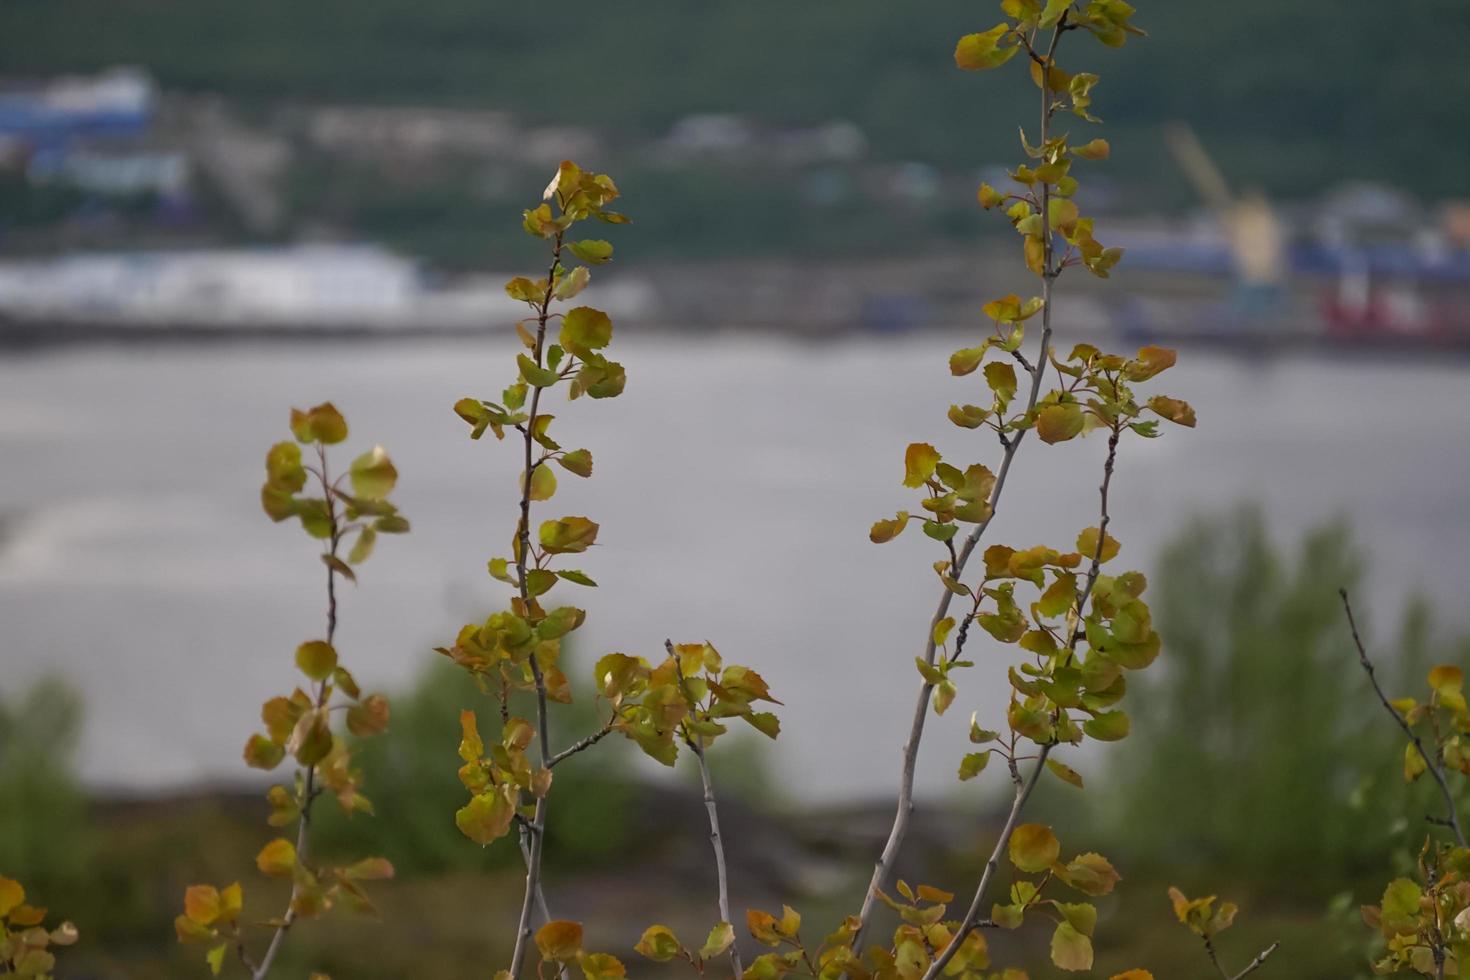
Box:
568;240;614;264
505;276;543;303
574;358;627;399
1036;403;1084;444
635;925;681;962
518;354;561;388
455;790;514;846
527;465;557;502
558;449;593;478
349;446;397;500
1039;0;1072;28
347;526;377;564
553;266;590;301
295;640;337;681
243;733;285;770
290;403;348;445
556;569;598;587
700;921;735;960
958;752;991;781
1083;710;1130;741
950;347;986;376
1381;878;1422;935
1050;920;1093;971
984;361;1017;403
923;520;958;542
1046;758;1084;788
265;441;306;493
540;516;600;554
948;404;990;428
560;306;613;358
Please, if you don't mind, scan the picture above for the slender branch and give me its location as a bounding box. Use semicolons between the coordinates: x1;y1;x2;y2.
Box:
921;385;1119;980
854;22;1066;948
919;747;1052;980
548;722;614;768
251;447;341;980
507;230;566;980
666;640;744;979
1227;942;1279;980
1203;935;1229;980
1339;589;1466;847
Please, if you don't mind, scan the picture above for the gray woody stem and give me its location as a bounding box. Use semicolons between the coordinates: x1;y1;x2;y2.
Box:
666;640;745;979
854;21;1066;949
1227;941;1279;980
922;391;1120;980
919;748;1052;980
1340;589;1467;847
507;231;565;980
249;447;341;980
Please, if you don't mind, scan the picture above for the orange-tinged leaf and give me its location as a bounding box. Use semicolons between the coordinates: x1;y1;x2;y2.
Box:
0;876;24;916
244;733;285;770
347;694;390;737
1076;526;1120;562
903;443;941;488
955;24;1020;70
1126;345;1175;380
1147;395;1196;427
1009;824;1060;872
535;920;584;961
871;511;910;544
344;857;395;881
256;839;297;877
456;790;514;846
184;885;221;926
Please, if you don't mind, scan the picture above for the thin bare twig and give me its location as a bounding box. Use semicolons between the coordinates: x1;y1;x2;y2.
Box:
922;396;1120;980
666;640;744;979
1227;941;1279;980
507;230;566;980
549;723;614;768
249;447;341;980
1340;589;1466;847
855;21;1067;949
919;747;1052;980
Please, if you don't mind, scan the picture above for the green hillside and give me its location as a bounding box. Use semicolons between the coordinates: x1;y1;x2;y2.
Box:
2;0;1466;199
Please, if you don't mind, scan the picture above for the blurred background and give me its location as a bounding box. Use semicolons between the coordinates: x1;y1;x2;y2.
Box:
2;1;1469;977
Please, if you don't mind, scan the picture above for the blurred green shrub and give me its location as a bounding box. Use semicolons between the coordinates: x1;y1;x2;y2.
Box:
0;676;91;883
1110;507;1468;892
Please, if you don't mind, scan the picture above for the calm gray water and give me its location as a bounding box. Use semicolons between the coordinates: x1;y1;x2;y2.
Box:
2;334;1467;800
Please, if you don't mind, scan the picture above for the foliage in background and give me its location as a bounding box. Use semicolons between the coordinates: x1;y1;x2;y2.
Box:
1112;509;1464;891
313;656;639;875
0;678;90;885
2;0;1465;199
